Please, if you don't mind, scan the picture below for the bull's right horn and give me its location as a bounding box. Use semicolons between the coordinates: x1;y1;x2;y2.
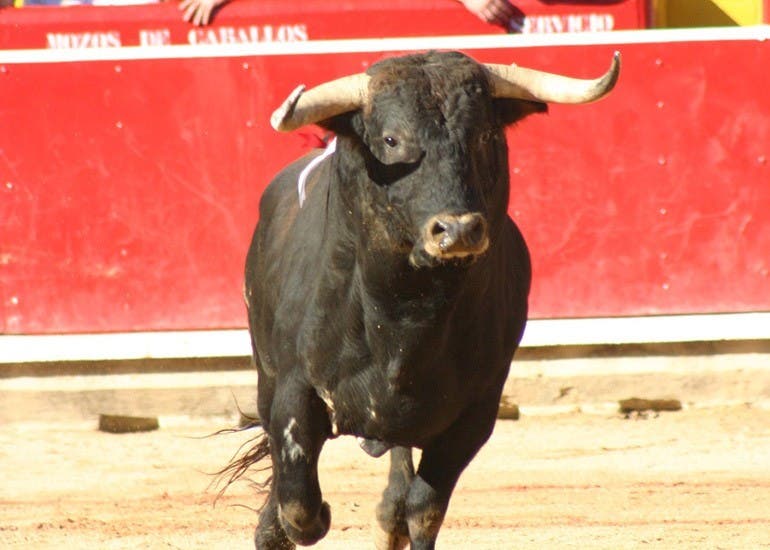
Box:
485;51;621;104
271;73;371;132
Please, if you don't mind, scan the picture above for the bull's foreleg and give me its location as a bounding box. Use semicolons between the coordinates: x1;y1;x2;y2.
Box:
405;400;499;550
264;372;332;547
254;485;295;550
374;446;414;550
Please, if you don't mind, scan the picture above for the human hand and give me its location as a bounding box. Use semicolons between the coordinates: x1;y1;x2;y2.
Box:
459;0;517;27
180;0;230;27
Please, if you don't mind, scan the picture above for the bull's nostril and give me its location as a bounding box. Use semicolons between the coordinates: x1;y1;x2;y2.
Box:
431;220;448;238
423;214;487;260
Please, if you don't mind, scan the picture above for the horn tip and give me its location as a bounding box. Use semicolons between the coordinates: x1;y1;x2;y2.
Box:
269;112;285;132
270;84;306;132
611;50;622;76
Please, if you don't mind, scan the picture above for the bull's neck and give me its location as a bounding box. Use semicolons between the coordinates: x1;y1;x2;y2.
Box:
315;138;493;385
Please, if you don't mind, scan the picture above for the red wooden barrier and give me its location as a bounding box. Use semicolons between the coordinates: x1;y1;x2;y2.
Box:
0;4;768;336
0;0;647;49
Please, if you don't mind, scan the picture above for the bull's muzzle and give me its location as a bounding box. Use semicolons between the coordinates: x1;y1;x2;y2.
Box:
422;213;489;261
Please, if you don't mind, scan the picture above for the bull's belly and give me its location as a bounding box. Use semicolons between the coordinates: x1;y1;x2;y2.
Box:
317;382;462;451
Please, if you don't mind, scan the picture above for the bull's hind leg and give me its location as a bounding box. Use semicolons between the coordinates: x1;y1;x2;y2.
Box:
374;446;414;550
405;399;500;550
265;372;332;546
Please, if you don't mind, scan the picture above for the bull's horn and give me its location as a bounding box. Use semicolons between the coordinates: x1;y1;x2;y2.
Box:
485;51;621;104
271;73;371;132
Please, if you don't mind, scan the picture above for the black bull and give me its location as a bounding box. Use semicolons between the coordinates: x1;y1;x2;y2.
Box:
223;50;620;549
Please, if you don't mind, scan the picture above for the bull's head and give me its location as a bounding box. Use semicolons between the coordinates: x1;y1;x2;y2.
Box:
271;51;620;268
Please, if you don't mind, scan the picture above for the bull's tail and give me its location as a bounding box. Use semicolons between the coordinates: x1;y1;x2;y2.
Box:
211;424;273;508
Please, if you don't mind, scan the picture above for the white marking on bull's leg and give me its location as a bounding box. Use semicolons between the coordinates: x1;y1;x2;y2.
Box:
281;417;306;462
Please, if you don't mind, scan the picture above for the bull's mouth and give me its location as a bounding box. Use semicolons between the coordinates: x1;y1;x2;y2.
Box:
407;242;486;269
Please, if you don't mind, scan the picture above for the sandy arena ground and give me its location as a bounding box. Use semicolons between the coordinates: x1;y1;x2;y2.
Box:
1;405;769;549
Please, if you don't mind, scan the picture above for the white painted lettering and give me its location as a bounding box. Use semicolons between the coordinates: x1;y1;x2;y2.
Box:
589;14;615;32
509;13;616;34
221;27;238;43
46;31;122;49
186;23;309;45
139;29;171;46
46;33;69;49
550;15;564;33
291;24;309;42
102;32;121;48
567;15;585;33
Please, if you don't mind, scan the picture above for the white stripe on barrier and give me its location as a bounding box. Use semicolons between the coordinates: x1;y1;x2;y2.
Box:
2;312;769;363
521;312;770;347
1;26;769;65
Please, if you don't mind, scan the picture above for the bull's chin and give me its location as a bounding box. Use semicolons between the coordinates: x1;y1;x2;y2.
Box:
408;246;480;269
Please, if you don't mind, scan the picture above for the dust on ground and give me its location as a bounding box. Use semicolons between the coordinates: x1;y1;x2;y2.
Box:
1;405;769;549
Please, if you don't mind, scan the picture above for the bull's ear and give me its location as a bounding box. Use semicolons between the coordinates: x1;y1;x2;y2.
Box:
495;98;548;126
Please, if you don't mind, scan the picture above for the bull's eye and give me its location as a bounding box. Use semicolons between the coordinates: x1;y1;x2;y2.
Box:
383;136;398;148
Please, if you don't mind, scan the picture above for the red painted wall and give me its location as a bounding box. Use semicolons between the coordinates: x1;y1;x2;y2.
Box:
1;3;768;335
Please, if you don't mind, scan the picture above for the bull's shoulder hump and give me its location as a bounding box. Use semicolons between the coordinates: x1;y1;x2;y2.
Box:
272;148;329;194
259;147;330;217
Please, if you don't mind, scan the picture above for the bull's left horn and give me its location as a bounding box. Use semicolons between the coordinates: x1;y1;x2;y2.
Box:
271;73;371;132
485;51;621;104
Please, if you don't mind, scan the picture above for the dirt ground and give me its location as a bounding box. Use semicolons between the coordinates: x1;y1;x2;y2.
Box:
1;405;769;549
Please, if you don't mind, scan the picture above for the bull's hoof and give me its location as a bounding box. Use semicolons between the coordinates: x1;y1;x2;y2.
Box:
374;494;410;550
254;523;295;550
372;519;409;550
278;501;331;546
